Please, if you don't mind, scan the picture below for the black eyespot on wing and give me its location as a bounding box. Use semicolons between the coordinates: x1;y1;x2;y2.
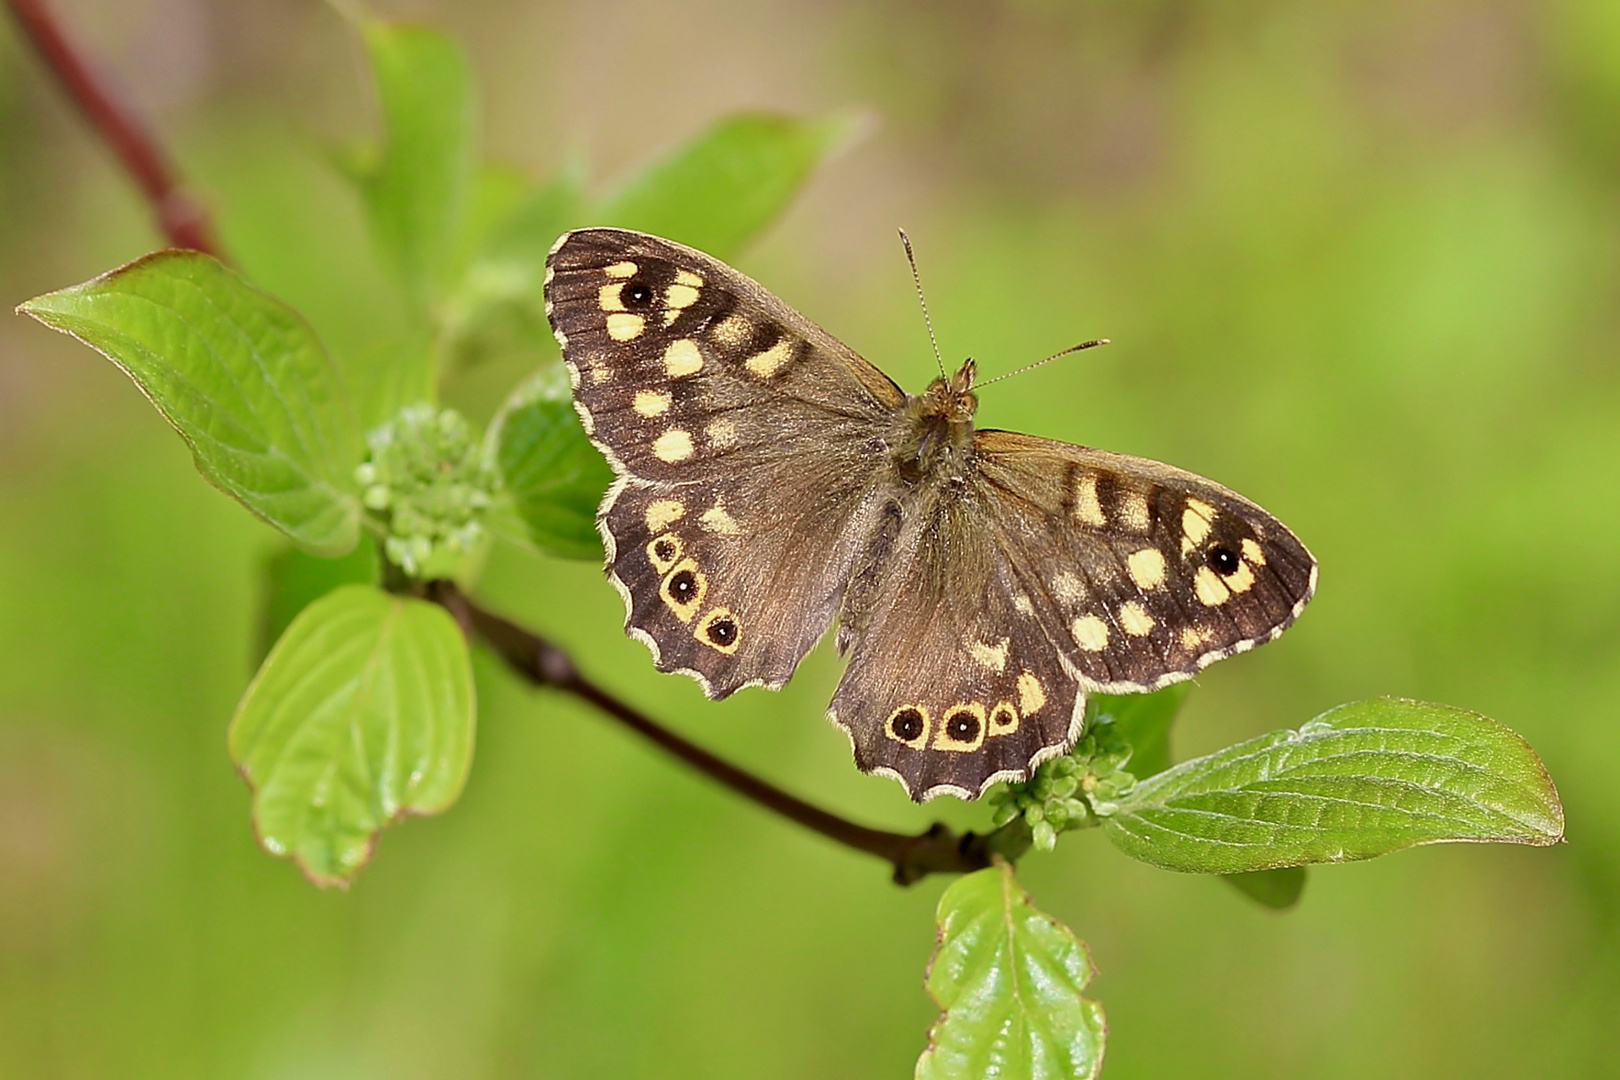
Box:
654;538;677;562
625;280;656;308
669;569;698;603
892;708;925;741
945;709;980;742
707;616;737;646
1209;545;1240;574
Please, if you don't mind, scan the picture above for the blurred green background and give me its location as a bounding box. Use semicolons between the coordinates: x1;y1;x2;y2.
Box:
3;0;1619;1076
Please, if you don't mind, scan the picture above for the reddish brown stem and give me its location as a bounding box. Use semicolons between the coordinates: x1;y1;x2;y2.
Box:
7;0;221;255
429;582;1016;884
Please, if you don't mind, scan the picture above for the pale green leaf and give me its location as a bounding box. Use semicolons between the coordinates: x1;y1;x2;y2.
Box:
1104;698;1565;874
257;538;380;662
918;862;1106;1080
491;366;611;560
230;584;475;886
598;112;859;258
18;251;361;555
357;20;476;307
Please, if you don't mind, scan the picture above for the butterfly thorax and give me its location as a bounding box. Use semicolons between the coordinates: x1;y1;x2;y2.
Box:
892;360;980;485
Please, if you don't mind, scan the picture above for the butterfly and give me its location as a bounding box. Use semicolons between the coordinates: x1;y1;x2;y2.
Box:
544;228;1316;801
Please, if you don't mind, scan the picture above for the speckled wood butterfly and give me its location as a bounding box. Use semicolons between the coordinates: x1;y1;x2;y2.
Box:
544;228;1316;801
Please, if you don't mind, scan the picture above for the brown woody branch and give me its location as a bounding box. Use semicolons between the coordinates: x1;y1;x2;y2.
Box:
430;582;1026;884
8;0;221;255
13;0;1027;885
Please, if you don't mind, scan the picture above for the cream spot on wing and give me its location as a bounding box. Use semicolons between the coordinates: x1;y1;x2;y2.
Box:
988;702;1019;736
1223;561;1257;594
598;282;626;311
1119;488;1151;532
1017;671;1046;714
1180;626;1210;651
653;429;694;463
1071;615;1110;652
606;313;645;341
706;419;738;449
633;389;671;417
591;366;612;384
543;265;555;286
744;338;795;378
1074;472;1106;527
1013;593;1034;616
644;499;685;532
1126;548;1167;590
664;283;700;309
1052;571;1086;603
1241;538;1267;566
663;339;703;377
711;313;752;346
1194;565;1231;606
605;261;637;278
969;637;1009;672
675;270;704;288
662;310;681;327
699;501;741;536
1119;601;1155;637
1181;498;1216;554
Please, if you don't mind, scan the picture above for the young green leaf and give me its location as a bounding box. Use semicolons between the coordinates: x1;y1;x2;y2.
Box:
356;20;476;308
1091;683;1191;779
598;112;859;258
1222;866;1308;910
18;251;361;555
229;584;475;887
258;538;380;662
1104;698;1565;875
918;862;1106;1080
492;367;612;560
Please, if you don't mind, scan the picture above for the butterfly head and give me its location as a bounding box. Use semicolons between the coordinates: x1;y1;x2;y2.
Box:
918;359;980;425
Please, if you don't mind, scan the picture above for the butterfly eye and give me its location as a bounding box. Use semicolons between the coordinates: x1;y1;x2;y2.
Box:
706;615;737;646
624;281;656;308
1208;545;1241;575
891;708;925;741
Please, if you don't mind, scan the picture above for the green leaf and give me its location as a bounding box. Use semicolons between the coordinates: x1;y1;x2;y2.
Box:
229;584;475;886
443;165;586;350
1104;698;1566;875
1091;683;1191;778
18;251;361;555
1222;866;1307;910
257;538;380;662
918;862;1106;1080
492;366;612;560
357;20;476;308
598;112;858;258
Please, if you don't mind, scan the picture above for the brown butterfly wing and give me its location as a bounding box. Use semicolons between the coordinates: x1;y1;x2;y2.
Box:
971;430;1317;692
545;228;904;696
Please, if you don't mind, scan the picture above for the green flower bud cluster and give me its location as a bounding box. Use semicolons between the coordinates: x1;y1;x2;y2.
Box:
355;404;496;576
988;721;1138;852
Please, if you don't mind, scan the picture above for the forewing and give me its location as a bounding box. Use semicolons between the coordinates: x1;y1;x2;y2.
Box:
545;228;903;696
829;490;1087;802
973;430;1317;692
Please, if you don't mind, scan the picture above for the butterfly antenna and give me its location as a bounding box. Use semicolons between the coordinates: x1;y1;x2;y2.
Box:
898;228;947;378
975;338;1111;389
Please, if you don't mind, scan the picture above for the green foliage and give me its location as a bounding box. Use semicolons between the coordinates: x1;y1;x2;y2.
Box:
17;251;361;556
918;861;1106;1080
1222;867;1307;910
491;367;614;560
353;20;476;310
229;584;475;886
1090;684;1191;779
259;538;380;660
358;403;496;577
600;112;859;257
1102;698;1565;874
